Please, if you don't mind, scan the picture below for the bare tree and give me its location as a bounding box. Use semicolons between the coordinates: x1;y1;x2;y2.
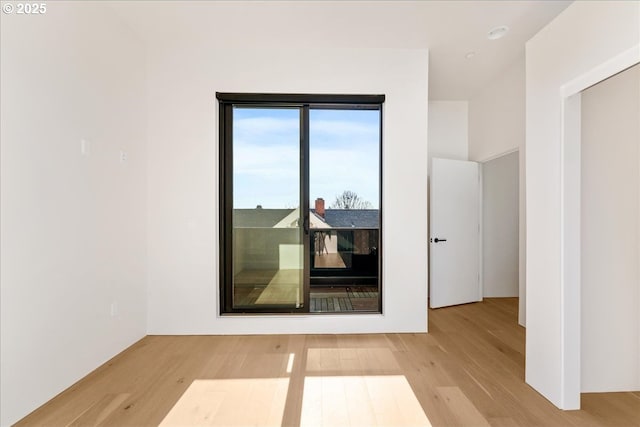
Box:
330;190;373;209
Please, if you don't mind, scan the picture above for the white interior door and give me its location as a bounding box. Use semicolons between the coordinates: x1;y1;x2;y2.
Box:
430;158;481;308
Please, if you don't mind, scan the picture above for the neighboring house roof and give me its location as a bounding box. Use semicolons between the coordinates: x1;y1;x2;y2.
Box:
233;209;294;228
314;209;380;228
274;209;329;229
234;208;380;228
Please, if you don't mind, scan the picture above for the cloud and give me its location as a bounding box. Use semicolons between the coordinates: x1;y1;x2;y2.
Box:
234;143;299;177
234;117;299;140
310;147;380;208
231;110;380;209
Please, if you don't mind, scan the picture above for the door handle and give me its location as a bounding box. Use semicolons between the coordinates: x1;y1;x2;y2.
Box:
303;216;310;235
433;238;447;243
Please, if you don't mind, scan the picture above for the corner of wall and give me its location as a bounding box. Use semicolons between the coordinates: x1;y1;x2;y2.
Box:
0;3;148;425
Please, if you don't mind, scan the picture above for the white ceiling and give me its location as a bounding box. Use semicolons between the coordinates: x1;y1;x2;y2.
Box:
109;0;572;100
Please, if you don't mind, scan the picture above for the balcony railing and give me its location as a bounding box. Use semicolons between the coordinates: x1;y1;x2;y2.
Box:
310;228;379;286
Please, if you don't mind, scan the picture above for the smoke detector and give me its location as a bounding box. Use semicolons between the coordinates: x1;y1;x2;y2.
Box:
488;25;509;40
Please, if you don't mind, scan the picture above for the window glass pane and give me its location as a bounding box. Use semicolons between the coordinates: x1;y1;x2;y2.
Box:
309;109;380;312
231;107;303;309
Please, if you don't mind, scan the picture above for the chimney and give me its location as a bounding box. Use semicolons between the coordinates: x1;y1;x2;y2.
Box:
315;198;325;218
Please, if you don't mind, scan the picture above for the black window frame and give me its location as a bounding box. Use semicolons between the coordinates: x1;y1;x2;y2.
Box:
217;92;384;315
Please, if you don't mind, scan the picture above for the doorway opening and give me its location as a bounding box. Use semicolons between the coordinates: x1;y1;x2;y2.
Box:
428;151;520;318
481;151;520;301
558;56;640;406
579;63;640;393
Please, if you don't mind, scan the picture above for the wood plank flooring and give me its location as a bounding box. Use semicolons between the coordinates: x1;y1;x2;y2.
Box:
16;298;640;426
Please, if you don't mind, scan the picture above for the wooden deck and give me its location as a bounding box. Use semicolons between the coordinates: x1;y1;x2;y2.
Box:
234;269;301;306
234;270;379;312
310;286;378;312
313;253;346;268
18;299;639;426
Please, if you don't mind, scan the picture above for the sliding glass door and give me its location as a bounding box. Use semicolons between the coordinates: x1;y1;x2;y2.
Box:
309;109;381;312
227;107;304;310
218;94;383;314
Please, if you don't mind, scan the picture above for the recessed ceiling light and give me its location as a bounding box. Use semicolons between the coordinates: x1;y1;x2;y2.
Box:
465;51;476;60
488;25;509;40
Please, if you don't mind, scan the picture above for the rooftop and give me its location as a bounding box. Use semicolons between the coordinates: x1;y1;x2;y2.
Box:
234;208;379;228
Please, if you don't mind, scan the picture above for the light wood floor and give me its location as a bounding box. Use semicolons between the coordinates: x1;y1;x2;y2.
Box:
16;298;640;426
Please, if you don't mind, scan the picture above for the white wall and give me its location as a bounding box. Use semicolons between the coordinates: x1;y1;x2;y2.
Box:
146;46;429;334
482;152;519;298
0;4;148;425
428;101;468;169
526;0;640;409
469;58;525;162
581;64;639;392
469;57;526;325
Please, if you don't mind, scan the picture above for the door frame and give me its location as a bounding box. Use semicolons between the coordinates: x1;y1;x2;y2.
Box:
557;50;640;408
216;93;385;315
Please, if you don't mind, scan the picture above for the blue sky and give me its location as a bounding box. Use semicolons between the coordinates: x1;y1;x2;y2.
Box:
233;107;380;209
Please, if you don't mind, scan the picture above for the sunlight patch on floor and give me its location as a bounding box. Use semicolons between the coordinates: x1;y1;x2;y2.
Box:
301;375;432;426
159;378;289;427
